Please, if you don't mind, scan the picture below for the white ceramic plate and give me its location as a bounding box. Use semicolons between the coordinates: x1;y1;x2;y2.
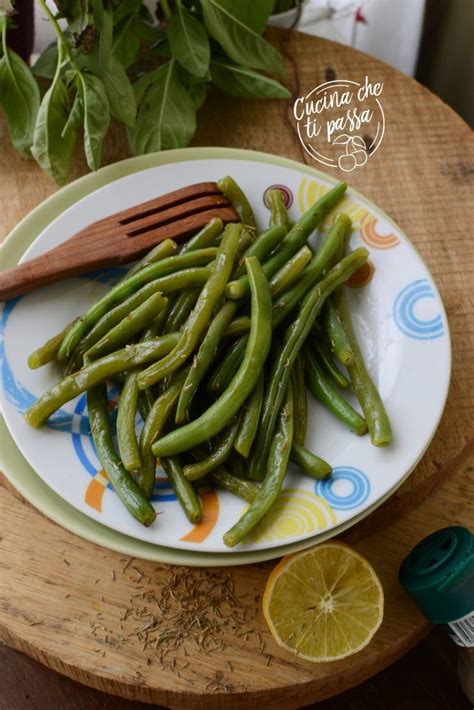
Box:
0;149;451;555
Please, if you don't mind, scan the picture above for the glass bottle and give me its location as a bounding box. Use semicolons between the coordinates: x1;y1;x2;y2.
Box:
399;526;474;704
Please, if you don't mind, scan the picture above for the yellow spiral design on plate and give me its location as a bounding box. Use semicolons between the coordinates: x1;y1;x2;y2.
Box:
249;489;337;543
297;178;368;229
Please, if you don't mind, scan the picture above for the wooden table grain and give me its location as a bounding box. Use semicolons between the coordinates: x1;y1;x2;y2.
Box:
1;28;473;708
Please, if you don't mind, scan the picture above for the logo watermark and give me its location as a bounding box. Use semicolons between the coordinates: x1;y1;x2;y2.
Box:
293;77;385;172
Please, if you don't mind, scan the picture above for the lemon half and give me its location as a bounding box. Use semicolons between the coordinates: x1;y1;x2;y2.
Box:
263;542;384;662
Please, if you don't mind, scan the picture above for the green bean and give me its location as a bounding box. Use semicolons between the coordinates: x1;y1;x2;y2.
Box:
210;467;259;503
269;245;312;297
210;243;363;400
28;318;78;369
322;300;354;365
233;225;286;278
236;228;255;256
225;182;346;300
290;442;332;480
116;371;141;472
290;354;307;446
267;188;291;231
64;279;174;375
248;248;369;480
138;369;188;498
331;287;392;446
87;384;156;526
272;212;352;327
138;224;241;388
176;300;238;423
138;308;170;410
152;256;272;457
223;315;250;340
305;348;367;435
160;220;226;339
141;307;169;341
137;389;153;421
158;218;225;342
161;456;202;524
118;238;178;283
234;376;264;458
218;175;257;231
208;214;354;390
311;326;351;389
207;335;248;393
223;382;293;547
66;243;176;371
226;450;247;479
84;292;168;362
25;334;179;428
183;414;242;481
58;248;218;361
180;217;224;253
163;289;199;334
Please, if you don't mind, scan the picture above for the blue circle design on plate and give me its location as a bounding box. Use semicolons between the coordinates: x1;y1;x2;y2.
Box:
392;279;444;340
315;466;370;510
0;267;176;506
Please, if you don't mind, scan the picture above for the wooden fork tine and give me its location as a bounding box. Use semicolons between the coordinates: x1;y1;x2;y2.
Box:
122;207;239;257
123;194;230;239
114;182;222;226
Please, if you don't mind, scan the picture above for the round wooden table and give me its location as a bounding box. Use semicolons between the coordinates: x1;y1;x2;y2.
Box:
1;28;473;708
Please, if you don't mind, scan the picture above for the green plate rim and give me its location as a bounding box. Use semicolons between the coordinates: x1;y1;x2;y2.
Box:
0;147;451;567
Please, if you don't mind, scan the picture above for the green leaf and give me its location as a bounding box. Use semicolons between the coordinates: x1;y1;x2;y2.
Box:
32;43;59;80
112;16;141;69
31;76;77;184
167;5;210;78
186;81;208;110
215;0;276;33
55;0;91;35
61;91;83;136
128;60;196;155
133;66;164;105
201;0;284;75
101;56;135;126
152;30;172;59
92;7;136;126
113;0;142;25
77;72;110;171
176;64;209;109
0;47;40;157
211;60;290;98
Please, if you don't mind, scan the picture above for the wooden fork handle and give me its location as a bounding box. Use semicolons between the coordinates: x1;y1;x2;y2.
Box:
0;205;239;301
0;245;124;301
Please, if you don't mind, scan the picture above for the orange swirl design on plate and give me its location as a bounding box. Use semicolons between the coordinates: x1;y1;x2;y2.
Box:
347;259;375;288
84;470;109;512
180;489;220;543
360;214;400;249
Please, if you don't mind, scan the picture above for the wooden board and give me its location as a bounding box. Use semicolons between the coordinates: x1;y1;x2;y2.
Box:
1;28;473;708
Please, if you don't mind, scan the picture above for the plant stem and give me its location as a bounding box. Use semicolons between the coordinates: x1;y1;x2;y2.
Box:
37;0;79;73
1;16;7;53
161;0;172;19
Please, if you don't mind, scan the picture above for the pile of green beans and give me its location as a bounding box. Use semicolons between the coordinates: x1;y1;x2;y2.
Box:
25;177;392;544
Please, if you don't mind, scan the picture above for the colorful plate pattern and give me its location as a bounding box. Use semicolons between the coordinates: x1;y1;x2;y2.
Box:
0;148;451;557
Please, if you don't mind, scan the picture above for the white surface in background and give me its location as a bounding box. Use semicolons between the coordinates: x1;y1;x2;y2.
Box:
272;0;427;77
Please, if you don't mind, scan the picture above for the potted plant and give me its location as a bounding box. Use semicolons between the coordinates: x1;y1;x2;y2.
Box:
0;1;291;184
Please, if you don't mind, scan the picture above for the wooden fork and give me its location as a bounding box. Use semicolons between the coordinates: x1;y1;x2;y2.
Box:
0;182;238;300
